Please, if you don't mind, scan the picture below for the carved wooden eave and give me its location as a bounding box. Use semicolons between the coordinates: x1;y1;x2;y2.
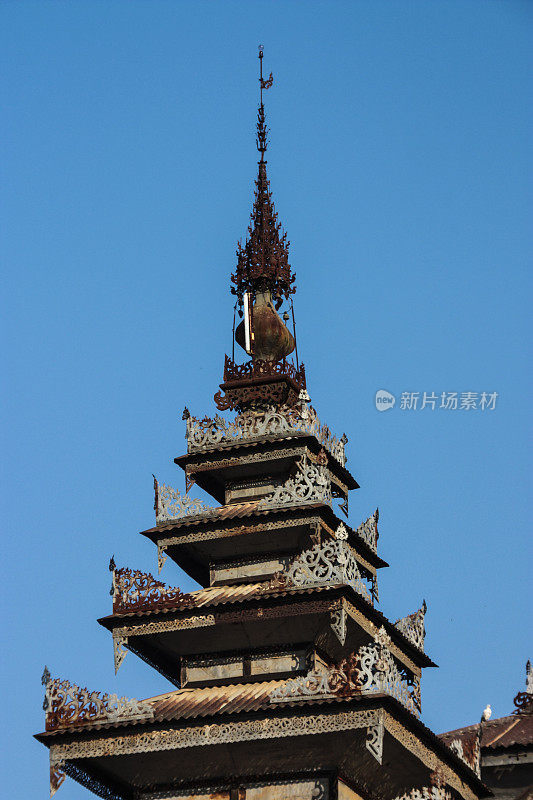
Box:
35;693;489;800
98;582;436;686
174;434;359;504
140;505;388;587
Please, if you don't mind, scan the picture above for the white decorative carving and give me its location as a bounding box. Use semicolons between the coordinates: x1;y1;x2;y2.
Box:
335;522;348;540
283;539;371;602
113;633;128;673
258;455;331;509
186;405;347;466
392;789;453;800
366;717;384;764
156;484;212;523
330;605;347;645
355;509;379;553
395;601;427;652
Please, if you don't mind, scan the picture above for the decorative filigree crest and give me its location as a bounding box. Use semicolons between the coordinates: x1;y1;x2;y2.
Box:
270;628;420;717
110;563;190;615
395;600;427;652
185;402;347;466
258;454;331;509
154;477;213;523
41;668;153;732
355;508;379;553
282;539;371;602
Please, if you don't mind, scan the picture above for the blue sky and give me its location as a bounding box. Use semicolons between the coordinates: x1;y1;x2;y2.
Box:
1;1;531;797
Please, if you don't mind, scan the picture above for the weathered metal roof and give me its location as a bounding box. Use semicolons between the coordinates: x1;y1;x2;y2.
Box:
147;680;281;720
440;713;533;750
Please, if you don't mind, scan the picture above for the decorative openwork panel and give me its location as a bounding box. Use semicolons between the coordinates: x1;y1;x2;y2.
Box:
270;627;421;717
395;601;427;652
258;454;331;509
281;539;371;602
355;509;379;553
110;563;191;615
154;477;213;523
392;789;454;800
448;731;482;778
185;402;347;466
41;668;153;732
222;354;305;387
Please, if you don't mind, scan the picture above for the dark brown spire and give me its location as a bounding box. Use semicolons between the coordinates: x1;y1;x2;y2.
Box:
231;47;296;309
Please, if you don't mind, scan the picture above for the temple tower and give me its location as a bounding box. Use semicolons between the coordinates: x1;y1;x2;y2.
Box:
36;49;490;800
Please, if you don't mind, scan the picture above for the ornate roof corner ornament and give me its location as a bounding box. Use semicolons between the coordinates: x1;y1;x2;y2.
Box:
335;522;348;540
331;604;347;645
513;658;533;715
281;538;371;602
50;760;66;797
355;508;379;553
155;479;213;523
395;600;427;652
259;454;331;509
113;632;128;674
110;565;190;615
366;715;384;764
41;672;154;732
157;543;168;574
186;404;347;465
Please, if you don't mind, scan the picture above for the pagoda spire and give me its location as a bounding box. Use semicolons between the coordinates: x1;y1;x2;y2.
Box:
231;46;296;311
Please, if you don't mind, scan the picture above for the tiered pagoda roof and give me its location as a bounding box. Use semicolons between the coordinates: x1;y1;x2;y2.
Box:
36;47;492;800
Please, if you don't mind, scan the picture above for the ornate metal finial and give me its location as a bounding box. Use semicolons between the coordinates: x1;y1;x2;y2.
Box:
257;45;273;160
108;555;116;573
182;406;190;420
513;658;533;715
41;665;51;687
230;49;295;309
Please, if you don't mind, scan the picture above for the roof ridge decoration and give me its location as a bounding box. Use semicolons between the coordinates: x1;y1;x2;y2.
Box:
270;627;421;716
395;600;427;653
185;398;348;466
355;509;379;553
41;667;154;733
513;658;533;715
109;560;191;615
154;475;213;524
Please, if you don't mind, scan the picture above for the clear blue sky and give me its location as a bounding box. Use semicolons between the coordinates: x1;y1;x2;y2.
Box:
1;2;531;797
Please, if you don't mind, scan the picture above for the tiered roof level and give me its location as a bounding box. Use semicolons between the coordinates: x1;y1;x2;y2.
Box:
36;48;490;800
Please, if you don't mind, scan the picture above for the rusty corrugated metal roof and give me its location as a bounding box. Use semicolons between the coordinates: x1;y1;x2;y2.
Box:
146;680;281;720
440;713;533;750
